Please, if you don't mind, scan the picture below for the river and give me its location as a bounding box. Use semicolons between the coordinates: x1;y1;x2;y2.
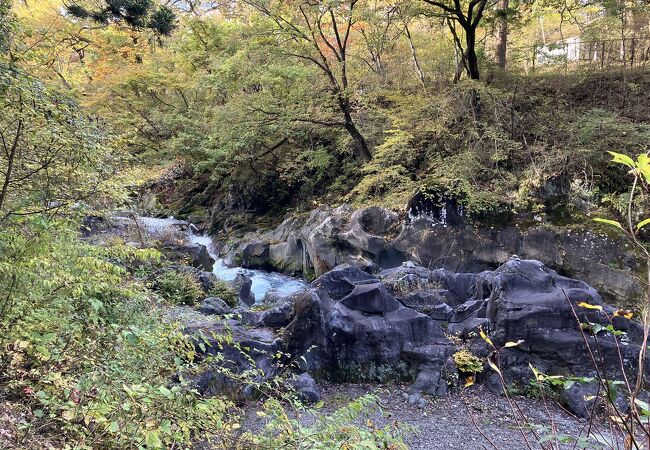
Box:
136;216;307;301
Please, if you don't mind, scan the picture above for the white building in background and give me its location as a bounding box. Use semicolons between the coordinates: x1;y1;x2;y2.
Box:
566;37;582;60
536;37;582;64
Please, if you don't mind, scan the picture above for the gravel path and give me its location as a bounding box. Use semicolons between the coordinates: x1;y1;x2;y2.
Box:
324;384;581;450
243;382;612;450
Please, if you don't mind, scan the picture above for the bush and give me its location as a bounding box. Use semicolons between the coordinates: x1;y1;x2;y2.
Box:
0;218;234;449
453;349;483;373
154;270;204;306
209;279;239;307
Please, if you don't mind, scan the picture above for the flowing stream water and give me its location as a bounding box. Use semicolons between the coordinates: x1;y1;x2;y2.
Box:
135;216;307;301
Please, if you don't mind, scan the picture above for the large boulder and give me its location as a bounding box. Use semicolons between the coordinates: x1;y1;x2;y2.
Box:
379;263;478;306
394;215;644;306
160;243;215;271
290;373;321;404
198;297;232;315
311;264;379;300
257;301;295;328
338;207;406;268
340;283;400;313
186;322;281;400
219;206;409;278
283;258;646;417
480;259;647;415
283;287;454;381
401;290;455;320
241;240;270;269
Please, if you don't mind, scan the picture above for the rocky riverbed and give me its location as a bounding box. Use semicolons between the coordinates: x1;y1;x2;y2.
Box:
84;209;645;448
218;203;645;307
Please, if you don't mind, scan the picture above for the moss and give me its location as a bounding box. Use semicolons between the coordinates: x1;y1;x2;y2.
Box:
302;266;316;282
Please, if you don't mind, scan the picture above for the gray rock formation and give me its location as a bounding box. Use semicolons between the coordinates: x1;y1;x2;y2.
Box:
218;203;644;306
278;259;646;417
233;273;255;306
290;373;321;404
187;321;281;400
198;297;232;315
160;242;215;271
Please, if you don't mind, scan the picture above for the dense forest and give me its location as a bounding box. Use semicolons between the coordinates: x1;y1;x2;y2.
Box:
1;0;650;448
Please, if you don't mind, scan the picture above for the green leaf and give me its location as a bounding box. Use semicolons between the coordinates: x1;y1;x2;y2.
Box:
160;419;172;435
145;430;162;448
608;151;635;168
158;386;172;397
640;165;650;184
124;332;137;345
89;297;104;312
108;421;119;433
593;218;623;230
35;345;51;360
636;218;650;231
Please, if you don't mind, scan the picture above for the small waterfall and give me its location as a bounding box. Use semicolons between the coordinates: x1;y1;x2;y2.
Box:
136;215;307;301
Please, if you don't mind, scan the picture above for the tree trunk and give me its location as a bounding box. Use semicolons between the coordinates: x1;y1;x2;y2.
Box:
344;119;372;162
0;119;21;211
404;23;427;87
465;27;480;80
495;0;509;69
338;96;371;162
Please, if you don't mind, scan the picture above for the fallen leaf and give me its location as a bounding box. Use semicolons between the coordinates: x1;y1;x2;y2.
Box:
577;302;602;311
613;309;633;319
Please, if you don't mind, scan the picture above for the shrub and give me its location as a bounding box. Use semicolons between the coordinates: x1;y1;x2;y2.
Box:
209;279;239;307
0;218;234;449
154;270;204;306
453;349;483;373
243;395;409;449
